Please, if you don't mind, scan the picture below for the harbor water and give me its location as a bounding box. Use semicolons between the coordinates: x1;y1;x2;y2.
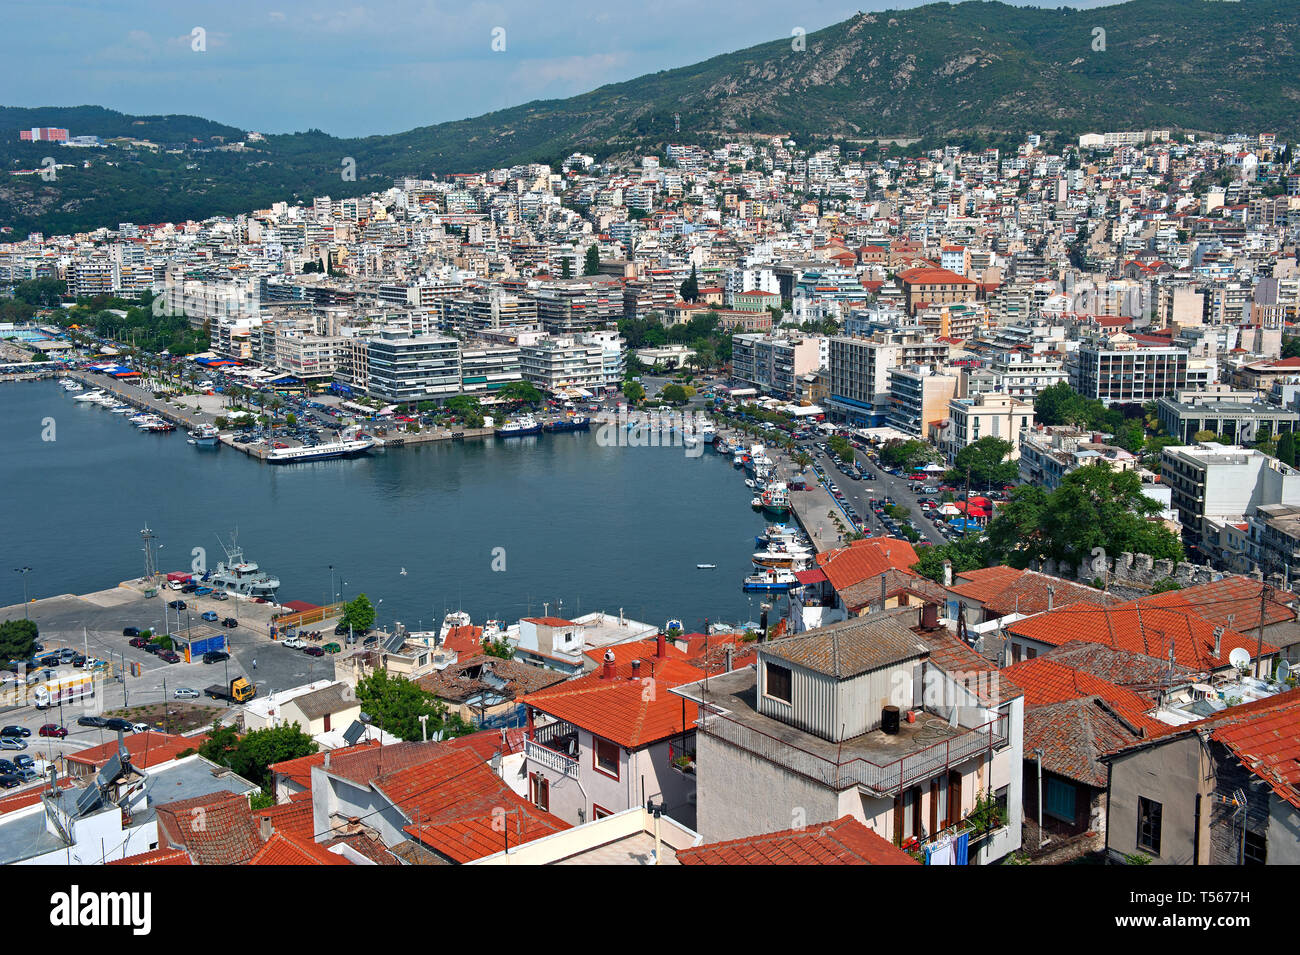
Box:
1;380;770;631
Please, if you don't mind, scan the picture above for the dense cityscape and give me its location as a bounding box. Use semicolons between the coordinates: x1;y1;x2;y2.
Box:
0;0;1296;901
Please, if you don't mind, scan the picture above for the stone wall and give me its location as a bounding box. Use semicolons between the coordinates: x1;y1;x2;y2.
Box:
1032;552;1283;599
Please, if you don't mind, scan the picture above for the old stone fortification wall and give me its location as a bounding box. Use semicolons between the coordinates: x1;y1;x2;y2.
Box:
1034;552;1285;600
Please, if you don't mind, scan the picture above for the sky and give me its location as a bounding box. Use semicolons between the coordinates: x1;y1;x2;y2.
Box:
2;0;1125;139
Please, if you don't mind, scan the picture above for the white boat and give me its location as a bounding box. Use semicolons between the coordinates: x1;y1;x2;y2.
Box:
439;611;473;645
744;478;757;489
73;390;104;403
266;429;373;463
109;404;131;414
696;563;717;570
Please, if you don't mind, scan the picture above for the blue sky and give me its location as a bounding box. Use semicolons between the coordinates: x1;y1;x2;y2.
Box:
2;0;1123;138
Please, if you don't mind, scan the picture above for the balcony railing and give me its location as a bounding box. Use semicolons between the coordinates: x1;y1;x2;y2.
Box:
525;738;579;778
697;710;1008;797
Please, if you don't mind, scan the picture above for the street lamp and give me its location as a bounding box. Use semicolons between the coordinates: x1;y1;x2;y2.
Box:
12;568;32;620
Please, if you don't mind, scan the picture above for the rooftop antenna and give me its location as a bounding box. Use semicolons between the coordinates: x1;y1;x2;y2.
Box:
140;525;157;582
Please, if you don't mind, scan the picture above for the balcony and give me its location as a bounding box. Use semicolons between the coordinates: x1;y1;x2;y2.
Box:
525;738;580;778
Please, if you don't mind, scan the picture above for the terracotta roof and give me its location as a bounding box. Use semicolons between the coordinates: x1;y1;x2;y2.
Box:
948;565;1023;603
1025;697;1146;787
67;731;205;772
1043;640;1195;688
1004;602;1276;671
898;266;975;286
815;536;919;593
956;568;1122;616
1003;657;1162;732
106;846;192;866
679;815;917;865
322;740;446;787
321;831;402;865
249;831;351;866
581;638;689;666
919;626;1022;705
524;659;703;748
417;653;567;703
521;616;577;628
762;611;928;678
270;739;381;791
441;625;484;656
254;794;316;842
1128;576;1296;630
155;791;262;866
1210;690;1300;810
838;567;946;614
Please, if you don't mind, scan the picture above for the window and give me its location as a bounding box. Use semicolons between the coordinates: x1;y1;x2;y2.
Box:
1137;796;1162;856
1045;778;1075;822
764;661;792;704
592;804;613;820
1244;830;1267;865
593;736;620;779
529;773;549;812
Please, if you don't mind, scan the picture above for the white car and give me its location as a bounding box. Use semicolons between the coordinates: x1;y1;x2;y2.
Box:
131;723;151;733
281;637;304;649
173;688;200;700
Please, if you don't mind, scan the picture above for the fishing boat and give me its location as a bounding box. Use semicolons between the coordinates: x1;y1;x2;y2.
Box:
497;414;543;437
755;524;801;547
761;483;792;516
743;568;798;592
439;611;473;644
696;563;717;570
751;496;763;509
752;545;814;570
207;535;281;599
543;415;590;433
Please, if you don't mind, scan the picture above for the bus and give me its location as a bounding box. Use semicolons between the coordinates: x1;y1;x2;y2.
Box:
33;673;95;709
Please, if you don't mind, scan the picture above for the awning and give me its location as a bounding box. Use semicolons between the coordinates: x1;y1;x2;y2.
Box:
793;567;828;585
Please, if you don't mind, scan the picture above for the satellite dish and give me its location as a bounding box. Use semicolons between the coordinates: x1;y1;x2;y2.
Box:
1277;660;1291;684
1228;647;1251;670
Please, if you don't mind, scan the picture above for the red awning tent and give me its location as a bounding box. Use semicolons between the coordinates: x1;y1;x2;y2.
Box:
793;567;829;585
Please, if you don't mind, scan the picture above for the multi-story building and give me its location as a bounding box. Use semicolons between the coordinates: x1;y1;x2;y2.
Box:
273;331;346;381
673;606;1023;863
519;336;606;394
730;334;824;398
365;329;461;404
985;351;1067;399
458;342;522;397
826;332;950;426
1161;443;1300;554
1156;387;1299;444
887;365;959;437
937;392;1035;463
897;266;977;315
1069;336;1208;403
1017;425;1138;490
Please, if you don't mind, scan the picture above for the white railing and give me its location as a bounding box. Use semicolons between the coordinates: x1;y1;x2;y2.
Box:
525;739;579;778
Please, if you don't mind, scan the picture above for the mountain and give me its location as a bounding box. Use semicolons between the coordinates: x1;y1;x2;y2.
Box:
3;0;1297;236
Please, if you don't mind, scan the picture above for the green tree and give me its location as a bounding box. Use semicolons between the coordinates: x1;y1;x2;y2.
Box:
500;381;543;407
340;593;376;632
879;439;936;470
228;724;317;789
356;670;468;742
679;264;699;303
911;537;988;583
828;435;856;464
1034;382;1087;427
197;722;242;770
1150;578;1182;594
583;244;601;276
1278;431;1297;467
560;256;573;279
482;637;515;660
947;436;1018;487
622;380;645;404
0;619;39;661
661;383;688;404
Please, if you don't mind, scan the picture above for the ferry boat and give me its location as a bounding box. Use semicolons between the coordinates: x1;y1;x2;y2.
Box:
743;568;798;592
266;432;373;463
543;415;590;433
206;536;280;599
497;414;543;437
188;423;220;447
761;483;792;516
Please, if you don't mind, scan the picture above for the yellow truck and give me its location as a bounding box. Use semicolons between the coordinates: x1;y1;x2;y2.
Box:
204;677;255;704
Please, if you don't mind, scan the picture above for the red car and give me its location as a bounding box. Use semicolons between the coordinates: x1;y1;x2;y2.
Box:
128;637;148;649
38;724;67;738
303;645;325;657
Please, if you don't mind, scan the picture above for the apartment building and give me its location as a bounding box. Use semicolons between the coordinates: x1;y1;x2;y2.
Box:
1156;387;1299;444
730;334;824;398
827;332;950;426
898;266;978;315
365;329;461;404
458;342;522;397
1068;336;1208;403
1161;443;1300;553
519;336;606;394
887;365;959;437
985;350;1067;399
938;391;1035;463
274;331;347;381
674;606;1023;864
1018;425;1138;490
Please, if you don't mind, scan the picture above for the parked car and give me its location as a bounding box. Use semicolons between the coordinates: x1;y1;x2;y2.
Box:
173;687;200;700
14;755;34;771
143;643;162;655
180;583;198;594
159;650;181;664
128;637;149;649
168;600;187;610
211;592;229;601
281;637;303;650
77;715;108;728
303;645;325;657
122;626;140;637
14;768;38;783
0;760;15;775
1;725;30;738
0;775;19;790
194;587;213;596
202;651;230;664
200;611;219;622
38;724;66;739
0;738;28;751
131;723;151;733
322;643;341;654
221;617;238;628
103;718;134;732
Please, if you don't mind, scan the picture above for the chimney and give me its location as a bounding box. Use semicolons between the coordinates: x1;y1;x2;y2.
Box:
259;814;273;842
602;648;616;679
631;659;641;679
1213;625;1223;658
759;607;769;642
1047;585;1055;612
921;602;939;630
725;646;734;672
324;751;331;769
942;560;953;588
879;573;887;611
657;632;667;659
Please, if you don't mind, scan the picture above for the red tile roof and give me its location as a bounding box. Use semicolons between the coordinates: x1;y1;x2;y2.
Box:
249;831;351;866
954;568;1121;616
67;731;206;772
524;659;703;749
1128;576;1296;630
1025;697;1146;787
269;739;382;792
106;846;192;866
521;616;576;628
678;815;917;865
1210;690;1300;810
582;638;689;666
815;536;919;593
899;266;974;286
1005;602;1276;671
155;791;262;866
254;794;316;842
1002;657;1162;733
